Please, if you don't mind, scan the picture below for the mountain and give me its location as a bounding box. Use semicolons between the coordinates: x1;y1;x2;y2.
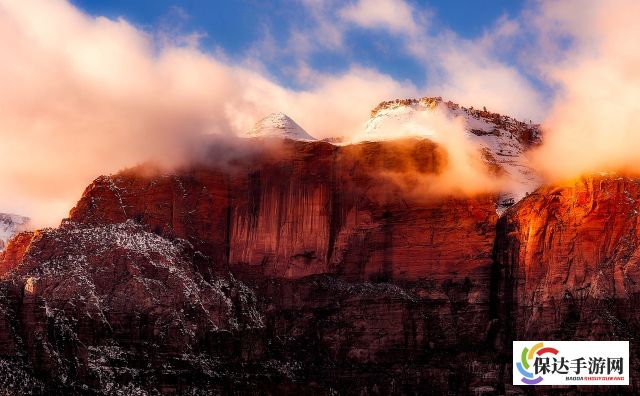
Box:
243;112;317;141
0;139;503;394
0;213;30;251
357;97;542;206
0;100;638;394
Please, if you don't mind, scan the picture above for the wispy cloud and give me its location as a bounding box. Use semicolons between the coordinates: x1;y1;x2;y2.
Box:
339;0;422;36
293;0;546;120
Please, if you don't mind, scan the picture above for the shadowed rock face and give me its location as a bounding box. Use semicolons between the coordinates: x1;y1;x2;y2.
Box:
1;141;639;394
0;221;270;394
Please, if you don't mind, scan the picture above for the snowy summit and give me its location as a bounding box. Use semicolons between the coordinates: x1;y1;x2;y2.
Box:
244;112;317;142
354;97;543;209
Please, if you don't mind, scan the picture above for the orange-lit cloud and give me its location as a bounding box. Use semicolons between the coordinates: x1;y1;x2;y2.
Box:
361;107;504;196
530;0;640;181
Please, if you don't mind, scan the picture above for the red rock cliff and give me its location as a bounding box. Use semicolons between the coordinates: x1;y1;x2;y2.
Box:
0;139;504;394
69;139;498;284
0;231;35;275
492;174;640;392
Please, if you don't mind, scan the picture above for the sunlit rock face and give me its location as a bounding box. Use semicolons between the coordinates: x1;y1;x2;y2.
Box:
68;139;498;284
493;174;640;392
0;230;35;275
495;174;640;339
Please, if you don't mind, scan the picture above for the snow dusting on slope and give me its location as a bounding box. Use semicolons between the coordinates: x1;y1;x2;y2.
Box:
243;112;317;141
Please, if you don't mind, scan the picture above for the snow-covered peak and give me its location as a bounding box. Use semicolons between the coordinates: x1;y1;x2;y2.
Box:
355;97;543;210
244;112;317;142
361;97;443;141
359;97;539;143
0;213;30;251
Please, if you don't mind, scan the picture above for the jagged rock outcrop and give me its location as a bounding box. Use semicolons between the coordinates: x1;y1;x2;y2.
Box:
0;220;273;394
0;231;35;275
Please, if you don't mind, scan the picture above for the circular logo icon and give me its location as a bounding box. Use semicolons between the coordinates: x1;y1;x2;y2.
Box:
517;342;559;385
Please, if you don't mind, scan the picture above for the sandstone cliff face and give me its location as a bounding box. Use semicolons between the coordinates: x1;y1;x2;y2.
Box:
0;231;35;275
495;175;640;337
493;175;640;392
3;140;640;394
0;139;505;394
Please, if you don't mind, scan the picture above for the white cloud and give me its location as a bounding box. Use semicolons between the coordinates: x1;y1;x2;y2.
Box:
339;0;420;35
423;35;547;121
335;0;545;120
6;0;633;227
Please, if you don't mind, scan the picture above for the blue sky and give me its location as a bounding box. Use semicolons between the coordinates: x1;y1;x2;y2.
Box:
71;0;529;89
